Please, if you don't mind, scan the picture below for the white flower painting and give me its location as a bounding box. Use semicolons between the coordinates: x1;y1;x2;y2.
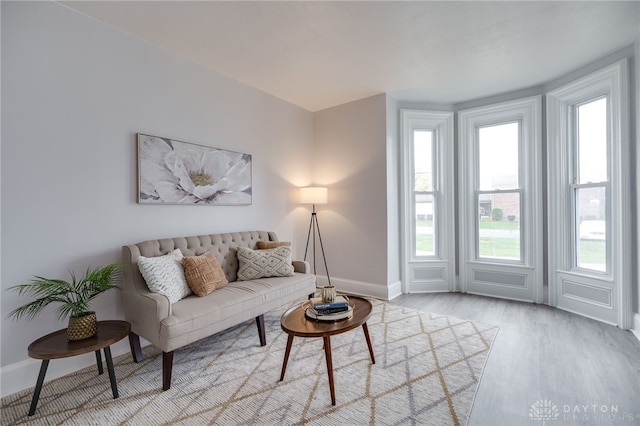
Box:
137;134;252;205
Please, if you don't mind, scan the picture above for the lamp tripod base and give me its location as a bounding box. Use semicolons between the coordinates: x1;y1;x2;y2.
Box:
303;205;331;285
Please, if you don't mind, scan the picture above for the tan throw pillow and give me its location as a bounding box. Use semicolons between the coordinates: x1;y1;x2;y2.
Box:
237;246;294;281
256;241;291;250
182;252;228;297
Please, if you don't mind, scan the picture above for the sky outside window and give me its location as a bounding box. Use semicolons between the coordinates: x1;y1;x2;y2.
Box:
478;122;519;190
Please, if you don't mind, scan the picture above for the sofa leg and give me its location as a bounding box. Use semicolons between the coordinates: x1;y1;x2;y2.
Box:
162;351;174;391
255;315;266;346
129;332;144;363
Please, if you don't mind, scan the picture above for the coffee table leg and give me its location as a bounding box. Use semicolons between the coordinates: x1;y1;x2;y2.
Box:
28;359;49;416
362;322;376;364
279;334;294;381
323;336;336;406
103;346;119;399
95;350;104;375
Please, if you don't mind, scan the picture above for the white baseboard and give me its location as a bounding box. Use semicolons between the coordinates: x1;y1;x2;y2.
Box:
315;275;399;300
632;313;640;343
387;280;403;300
0;339;136;399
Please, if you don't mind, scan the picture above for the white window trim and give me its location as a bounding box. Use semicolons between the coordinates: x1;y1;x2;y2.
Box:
400;110;455;293
475;120;524;264
546;59;631;328
458;96;544;303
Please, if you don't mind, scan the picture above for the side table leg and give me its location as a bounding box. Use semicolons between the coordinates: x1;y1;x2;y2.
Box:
362;322;376;364
95;350;104;375
279;334;294;381
28;360;49;416
323;336;336;406
103;346;119;399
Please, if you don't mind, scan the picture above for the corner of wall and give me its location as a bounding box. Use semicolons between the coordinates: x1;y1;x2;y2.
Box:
385;95;402;288
635;36;640;320
632;313;640;342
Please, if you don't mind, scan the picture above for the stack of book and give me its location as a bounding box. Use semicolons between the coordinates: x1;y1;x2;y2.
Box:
305;296;353;321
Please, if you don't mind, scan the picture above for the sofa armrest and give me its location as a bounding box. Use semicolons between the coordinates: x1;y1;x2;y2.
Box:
122;245;171;348
292;260;310;274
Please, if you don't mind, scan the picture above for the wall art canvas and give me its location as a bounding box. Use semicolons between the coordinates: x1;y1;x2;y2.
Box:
137;133;252;205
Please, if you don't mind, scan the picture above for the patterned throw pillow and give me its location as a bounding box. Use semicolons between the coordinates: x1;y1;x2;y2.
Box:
256;241;291;250
182;252;228;297
137;248;192;303
237;246;295;281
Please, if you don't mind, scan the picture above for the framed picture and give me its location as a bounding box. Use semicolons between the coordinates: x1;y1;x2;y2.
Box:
137;133;252;205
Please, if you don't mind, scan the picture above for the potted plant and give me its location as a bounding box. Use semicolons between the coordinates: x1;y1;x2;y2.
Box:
7;263;121;341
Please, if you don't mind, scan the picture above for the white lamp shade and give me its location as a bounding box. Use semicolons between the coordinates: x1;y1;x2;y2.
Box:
299;187;328;204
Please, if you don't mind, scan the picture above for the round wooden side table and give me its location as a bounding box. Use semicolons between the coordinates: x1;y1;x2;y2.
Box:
279;296;375;406
26;320;130;416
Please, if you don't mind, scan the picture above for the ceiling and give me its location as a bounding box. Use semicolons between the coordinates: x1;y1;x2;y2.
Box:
61;1;640;112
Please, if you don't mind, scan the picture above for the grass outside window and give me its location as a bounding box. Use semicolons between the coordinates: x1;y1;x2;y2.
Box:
415;219;605;264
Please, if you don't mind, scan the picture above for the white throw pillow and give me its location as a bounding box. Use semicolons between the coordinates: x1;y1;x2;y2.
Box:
138;248;191;303
237;246;294;281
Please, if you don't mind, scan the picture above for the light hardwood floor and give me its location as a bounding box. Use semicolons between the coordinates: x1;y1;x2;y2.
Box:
389;293;640;426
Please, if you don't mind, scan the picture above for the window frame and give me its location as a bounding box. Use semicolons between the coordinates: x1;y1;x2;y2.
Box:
569;96;611;275
411;129;438;259
474;120;525;263
458;96;543;303
546;59;631;328
400;109;455;293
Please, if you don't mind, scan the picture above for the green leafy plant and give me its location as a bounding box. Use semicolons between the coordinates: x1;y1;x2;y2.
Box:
7;263;121;321
491;208;504;221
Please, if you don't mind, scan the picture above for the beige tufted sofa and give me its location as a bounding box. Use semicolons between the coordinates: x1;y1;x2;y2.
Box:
122;230;316;390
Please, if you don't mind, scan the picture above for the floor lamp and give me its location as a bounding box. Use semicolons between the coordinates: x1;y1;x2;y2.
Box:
300;187;331;285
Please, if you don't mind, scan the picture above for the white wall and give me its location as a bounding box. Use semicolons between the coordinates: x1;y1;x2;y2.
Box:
1;1;314;396
312;94;391;298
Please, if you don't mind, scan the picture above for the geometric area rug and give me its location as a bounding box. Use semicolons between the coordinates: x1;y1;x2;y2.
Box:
1;299;499;426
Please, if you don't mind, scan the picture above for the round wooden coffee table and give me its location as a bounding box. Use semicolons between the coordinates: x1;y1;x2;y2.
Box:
26;320;130;416
279;296;375;406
